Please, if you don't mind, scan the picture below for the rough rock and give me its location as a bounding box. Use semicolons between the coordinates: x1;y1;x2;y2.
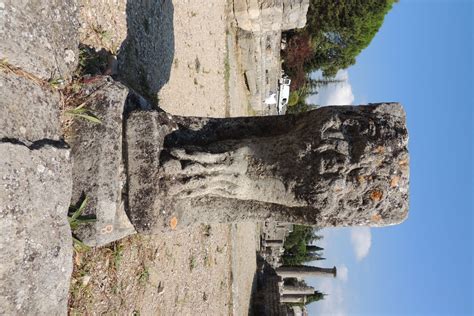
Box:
125;111;177;232
126;103;409;233
233;0;309;33
0;71;61;143
282;0;310;30
0;142;72;315
67;78;136;246
0;0;80;79
237;29;282;115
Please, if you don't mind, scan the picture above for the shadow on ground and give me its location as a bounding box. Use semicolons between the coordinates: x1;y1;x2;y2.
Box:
76;44;115;77
248;259;259;316
249;253;281;316
117;0;174;104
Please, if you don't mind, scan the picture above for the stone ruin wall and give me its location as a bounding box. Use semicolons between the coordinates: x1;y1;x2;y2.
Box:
232;0;309;115
233;0;309;33
259;222;294;268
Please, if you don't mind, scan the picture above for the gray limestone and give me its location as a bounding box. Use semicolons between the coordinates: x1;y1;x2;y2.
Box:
0;71;61;144
0;0;80;79
0;142;72;315
281;285;316;295
0;6;76;309
126;103;409;233
125;110;177;232
233;0;309;33
282;0;310;30
238;29;282;115
276;265;337;279
232;0;309;114
68;78;136;247
279;294;305;304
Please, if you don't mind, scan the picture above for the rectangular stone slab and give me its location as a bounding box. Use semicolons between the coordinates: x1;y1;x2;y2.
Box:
0;143;72;315
0;71;61;144
67;79;136;246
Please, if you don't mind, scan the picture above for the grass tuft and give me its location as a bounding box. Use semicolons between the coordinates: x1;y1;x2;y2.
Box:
68;196;97;250
138;266;150;285
65;103;102;124
189;255;197;271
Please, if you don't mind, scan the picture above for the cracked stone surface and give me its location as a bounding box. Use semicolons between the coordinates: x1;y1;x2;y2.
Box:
0;142;72;315
66;78;136;247
1;43;73;313
0;70;61;144
0;0;79;79
233;0;309;33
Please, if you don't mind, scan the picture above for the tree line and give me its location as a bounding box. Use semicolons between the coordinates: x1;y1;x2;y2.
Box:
282;225;327;307
282;225;324;266
283;0;397;111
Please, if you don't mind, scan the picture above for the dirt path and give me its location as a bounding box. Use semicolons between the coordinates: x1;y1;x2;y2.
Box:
70;1;258;315
157;0;229;117
230;223;259;315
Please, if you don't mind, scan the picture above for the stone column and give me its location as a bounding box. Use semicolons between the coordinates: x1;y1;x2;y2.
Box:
280;294;306;304
276;265;337;279
306;245;324;252
281;285;316;295
125;103;409;233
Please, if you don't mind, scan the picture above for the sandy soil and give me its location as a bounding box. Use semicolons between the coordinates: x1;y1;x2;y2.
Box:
157;0;229;117
230;223;259;316
70;1;258;315
69;225;233;315
78;0;127;54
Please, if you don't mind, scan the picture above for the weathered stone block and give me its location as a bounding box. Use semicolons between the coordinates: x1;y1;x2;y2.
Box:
125;110;177;232
233;0;309;33
67;78;136;246
0;142;72;315
0;71;61;143
282;0;309;30
0;0;80;79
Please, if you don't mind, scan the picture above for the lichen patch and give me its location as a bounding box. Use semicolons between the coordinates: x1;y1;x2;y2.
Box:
370;189;383;202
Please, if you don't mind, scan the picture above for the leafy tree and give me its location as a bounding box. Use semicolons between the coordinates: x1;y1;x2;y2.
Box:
284;0;396;77
305;291;326;305
306;245;324;252
286;288;327;307
306;78;345;93
286;85;318;114
282;225;324;265
283;32;315;90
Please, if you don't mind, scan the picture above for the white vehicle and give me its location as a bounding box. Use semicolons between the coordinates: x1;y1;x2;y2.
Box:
277;76;291;115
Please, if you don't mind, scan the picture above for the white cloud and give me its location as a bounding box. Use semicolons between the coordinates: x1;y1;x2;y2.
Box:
338;264;349;282
314;279;347;316
350;227;372;261
306;70;355;106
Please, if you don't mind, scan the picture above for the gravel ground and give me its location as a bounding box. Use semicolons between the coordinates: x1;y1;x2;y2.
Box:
69;225;234;315
69;1;258;315
69;223;258;315
155;0;229;117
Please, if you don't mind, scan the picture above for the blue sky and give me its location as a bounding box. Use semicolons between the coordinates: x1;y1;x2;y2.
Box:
307;1;473;315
